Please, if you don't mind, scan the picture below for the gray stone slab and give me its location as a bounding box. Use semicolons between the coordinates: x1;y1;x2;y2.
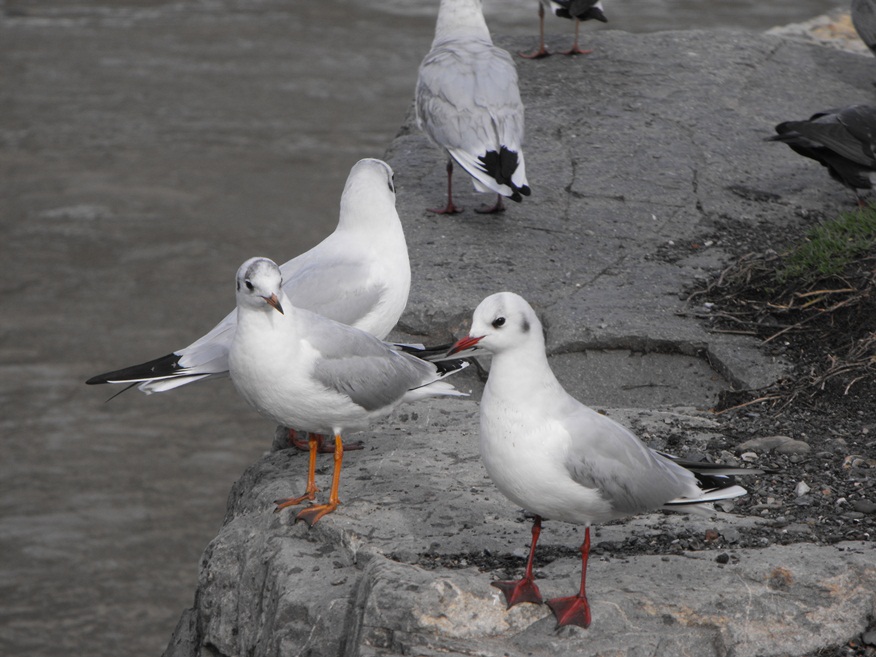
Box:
165;400;875;657
164;29;876;657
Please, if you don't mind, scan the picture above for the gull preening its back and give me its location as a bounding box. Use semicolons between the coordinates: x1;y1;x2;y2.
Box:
229;257;467;525
448;292;769;629
767;105;876;206
415;0;530;214
86;158;410;394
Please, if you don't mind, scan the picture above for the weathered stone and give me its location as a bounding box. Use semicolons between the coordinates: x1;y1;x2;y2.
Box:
853;500;876;514
164;412;876;657
737;436;812;454
162;27;876;657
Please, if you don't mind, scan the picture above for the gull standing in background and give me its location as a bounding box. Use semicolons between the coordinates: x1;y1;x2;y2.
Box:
229;258;467;526
448;292;769;629
520;0;607;59
87;158;410;400
416;0;530;214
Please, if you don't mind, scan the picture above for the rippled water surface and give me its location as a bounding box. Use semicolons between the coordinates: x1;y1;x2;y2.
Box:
0;1;848;655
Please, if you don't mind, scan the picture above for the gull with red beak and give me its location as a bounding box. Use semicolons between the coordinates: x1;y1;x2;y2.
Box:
448;292;770;629
229;257;467;526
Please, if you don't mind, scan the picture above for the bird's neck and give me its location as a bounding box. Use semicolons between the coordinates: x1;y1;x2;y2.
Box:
433;0;491;46
236;296;294;344
485;346;563;403
338;202;404;239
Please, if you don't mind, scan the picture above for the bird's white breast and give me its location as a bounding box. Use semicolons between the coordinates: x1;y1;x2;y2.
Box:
479;383;612;525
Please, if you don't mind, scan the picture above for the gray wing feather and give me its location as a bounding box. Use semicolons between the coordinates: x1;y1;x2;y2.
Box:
416;41;524;157
281;255;387;329
304;313;437;411
562;402;698;515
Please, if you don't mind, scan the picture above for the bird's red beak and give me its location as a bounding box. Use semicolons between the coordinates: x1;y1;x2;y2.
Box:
447;334;483;356
264;293;284;315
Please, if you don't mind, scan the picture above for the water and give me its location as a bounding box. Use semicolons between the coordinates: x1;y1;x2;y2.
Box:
0;1;847;655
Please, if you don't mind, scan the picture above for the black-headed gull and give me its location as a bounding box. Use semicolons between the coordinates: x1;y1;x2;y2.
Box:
448;292;769;629
520;0;607;60
767;105;876;206
86;158;410;394
416;0;531;214
229;257;467;526
853;0;876;57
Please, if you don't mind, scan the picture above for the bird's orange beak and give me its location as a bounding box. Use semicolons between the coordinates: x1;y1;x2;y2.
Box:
264;293;284;315
447;334;483;356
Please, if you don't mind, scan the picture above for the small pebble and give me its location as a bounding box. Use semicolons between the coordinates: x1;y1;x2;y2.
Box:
795;481;811;497
715;553;730;564
852;500;876;514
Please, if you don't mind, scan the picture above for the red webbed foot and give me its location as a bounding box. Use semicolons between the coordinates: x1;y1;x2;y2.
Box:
492;577;544;608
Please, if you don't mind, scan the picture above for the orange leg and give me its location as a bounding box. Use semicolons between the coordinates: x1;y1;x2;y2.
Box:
274;434;321;511
296;433;344;527
287;428;363;453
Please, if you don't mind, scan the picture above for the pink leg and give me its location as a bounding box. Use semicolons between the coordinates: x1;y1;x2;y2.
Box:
428;159;463;214
562;21;594;56
474;194;506;214
519;3;551;59
492;515;544;607
546;526;592;628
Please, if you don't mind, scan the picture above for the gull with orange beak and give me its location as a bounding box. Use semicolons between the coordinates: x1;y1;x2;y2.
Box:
448;292;770;628
229;257;467;526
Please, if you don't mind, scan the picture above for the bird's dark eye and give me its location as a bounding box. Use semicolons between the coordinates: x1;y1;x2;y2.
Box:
245;280;254;291
388;175;395;193
492;316;506;328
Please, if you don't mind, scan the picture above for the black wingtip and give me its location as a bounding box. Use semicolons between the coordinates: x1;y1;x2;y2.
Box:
478;147;529;201
86;352;184;385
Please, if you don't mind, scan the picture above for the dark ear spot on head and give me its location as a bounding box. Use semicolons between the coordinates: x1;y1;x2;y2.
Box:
522;317;530;333
236;281;240;291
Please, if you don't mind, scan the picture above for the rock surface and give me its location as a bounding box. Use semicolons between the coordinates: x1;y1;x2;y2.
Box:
163;29;876;657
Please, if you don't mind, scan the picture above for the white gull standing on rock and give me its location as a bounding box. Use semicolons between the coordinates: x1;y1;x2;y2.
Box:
87;158;410;394
415;0;530;214
520;0;607;59
229;257;467;526
448;292;770;629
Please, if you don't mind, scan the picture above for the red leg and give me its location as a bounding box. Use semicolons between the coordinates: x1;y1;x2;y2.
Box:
546;526;592;628
520;3;550;59
474;194;506;214
428;159;463;214
492;515;544;607
561;21;594;56
296;433;344;527
274;434;321;510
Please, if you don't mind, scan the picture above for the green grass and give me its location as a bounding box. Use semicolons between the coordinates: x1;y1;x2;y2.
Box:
778;204;876;283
